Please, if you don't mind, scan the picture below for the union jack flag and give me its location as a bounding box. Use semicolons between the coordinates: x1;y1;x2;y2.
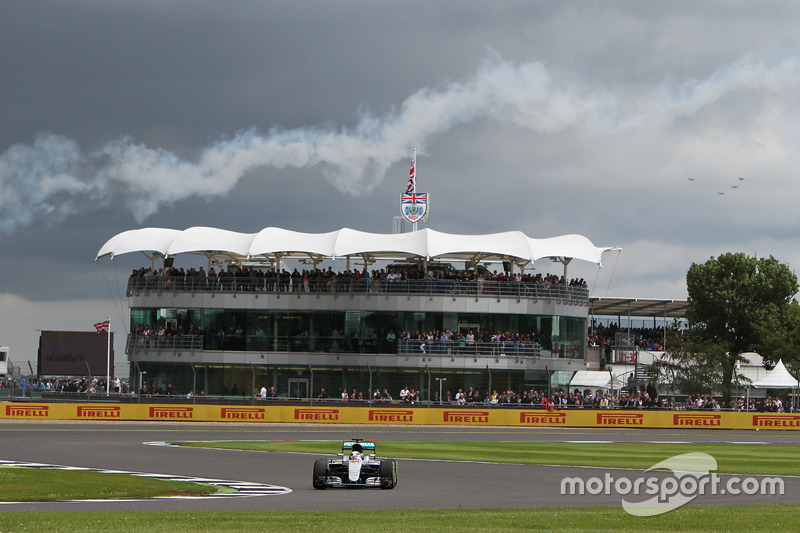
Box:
404;152;416;193
401;193;427;204
94;320;110;333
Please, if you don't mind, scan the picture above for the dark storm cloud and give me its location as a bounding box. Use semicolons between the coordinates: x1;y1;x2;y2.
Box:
4;51;800;235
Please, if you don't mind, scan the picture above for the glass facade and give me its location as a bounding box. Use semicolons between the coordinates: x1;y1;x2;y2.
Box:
128;304;587;399
130;307;586;358
129;361;556;404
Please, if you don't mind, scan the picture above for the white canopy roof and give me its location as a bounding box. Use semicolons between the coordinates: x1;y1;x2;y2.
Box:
569;370;620;390
96;226;618;269
752;360;799;389
96;228;183;258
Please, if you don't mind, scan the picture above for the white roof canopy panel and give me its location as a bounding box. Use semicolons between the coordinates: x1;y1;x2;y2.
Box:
426;229;534;260
531;234;612;264
95;228;183;259
250;228;340;258
167;226;255;257
333;228;430;258
96;226;619;267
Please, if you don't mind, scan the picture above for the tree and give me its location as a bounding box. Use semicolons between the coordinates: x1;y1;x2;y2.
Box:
651;325;725;400
684;252;798;406
753;302;800;368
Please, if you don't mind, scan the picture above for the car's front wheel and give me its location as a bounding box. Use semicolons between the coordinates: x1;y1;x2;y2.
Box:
313;458;328;489
379;459;397;489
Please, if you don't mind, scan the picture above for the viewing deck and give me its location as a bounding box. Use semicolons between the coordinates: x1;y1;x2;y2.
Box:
126;277;589;306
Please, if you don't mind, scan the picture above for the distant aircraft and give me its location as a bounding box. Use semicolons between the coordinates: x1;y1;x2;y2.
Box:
718;192;725;195
738;177;745;181
688;178;695;181
732;185;738;189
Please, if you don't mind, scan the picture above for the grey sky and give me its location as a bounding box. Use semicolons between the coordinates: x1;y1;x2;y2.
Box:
3;1;800;368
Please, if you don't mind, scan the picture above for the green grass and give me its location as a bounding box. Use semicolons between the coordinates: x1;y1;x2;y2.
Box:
0;506;799;532
172;440;800;476
1;441;799;531
0;466;218;502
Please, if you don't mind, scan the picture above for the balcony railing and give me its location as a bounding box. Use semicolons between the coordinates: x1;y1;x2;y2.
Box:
126;276;589;306
126;334;203;354
125;333;544;359
396;339;542;358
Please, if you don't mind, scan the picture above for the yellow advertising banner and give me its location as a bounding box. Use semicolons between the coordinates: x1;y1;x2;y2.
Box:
2;402;799;430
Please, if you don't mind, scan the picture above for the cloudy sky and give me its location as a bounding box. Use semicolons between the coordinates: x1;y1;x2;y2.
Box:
3;1;800;371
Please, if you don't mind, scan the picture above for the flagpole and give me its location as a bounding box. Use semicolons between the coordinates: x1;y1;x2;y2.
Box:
412;148;417;232
106;316;111;396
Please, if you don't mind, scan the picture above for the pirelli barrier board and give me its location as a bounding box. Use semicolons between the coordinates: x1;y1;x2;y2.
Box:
2;403;799;429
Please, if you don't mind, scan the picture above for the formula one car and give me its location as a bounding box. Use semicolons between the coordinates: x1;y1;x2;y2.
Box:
312;439;397;489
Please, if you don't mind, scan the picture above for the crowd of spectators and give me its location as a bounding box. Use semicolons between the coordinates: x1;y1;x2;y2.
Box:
303;382;794;412
10;374;786;411
128;322;546;355
397;329;543;357
138;381;178;396
1;376;129;394
675;394;788;412
130;323;204;338
400;329;539;345
1;378;29;389
128;264;588;296
587;322;666;351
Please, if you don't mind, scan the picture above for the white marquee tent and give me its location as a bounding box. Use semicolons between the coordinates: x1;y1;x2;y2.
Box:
752;359;799;389
569;370;619;391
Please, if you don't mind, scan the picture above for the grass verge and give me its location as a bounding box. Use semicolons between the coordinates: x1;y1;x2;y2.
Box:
0;466;218;502
1;506;800;532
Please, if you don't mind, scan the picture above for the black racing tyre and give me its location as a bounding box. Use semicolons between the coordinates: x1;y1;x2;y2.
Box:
313;458;328;489
379;459;397;489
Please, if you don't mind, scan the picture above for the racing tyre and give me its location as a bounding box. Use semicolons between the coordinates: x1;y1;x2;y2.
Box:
313;458;328;489
379;459;397;489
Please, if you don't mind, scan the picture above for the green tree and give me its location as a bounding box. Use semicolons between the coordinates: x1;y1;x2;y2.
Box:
652;326;725;400
754;302;800;367
685;252;798;405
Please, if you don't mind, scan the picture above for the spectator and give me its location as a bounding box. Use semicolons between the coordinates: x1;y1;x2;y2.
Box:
400;386;409;402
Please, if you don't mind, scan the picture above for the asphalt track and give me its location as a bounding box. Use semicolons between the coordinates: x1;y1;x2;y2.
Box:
1;421;799;512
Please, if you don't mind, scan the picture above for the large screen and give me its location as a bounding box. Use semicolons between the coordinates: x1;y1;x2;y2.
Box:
37;331;114;377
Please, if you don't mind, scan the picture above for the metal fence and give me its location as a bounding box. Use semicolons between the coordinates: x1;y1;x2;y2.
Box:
127;276;589;305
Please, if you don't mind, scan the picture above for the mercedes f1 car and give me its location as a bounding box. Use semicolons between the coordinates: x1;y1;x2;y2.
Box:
312;439;397;489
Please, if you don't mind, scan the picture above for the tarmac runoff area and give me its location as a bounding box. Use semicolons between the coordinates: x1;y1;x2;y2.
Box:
0;421;799;512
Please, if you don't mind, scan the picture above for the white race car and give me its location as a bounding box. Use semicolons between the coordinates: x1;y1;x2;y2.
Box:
312;439;397;489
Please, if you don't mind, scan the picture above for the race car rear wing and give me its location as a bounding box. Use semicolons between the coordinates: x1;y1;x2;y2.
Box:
342;440;376;454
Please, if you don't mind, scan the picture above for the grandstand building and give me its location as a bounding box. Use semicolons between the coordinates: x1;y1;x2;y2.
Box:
97;227;622;400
